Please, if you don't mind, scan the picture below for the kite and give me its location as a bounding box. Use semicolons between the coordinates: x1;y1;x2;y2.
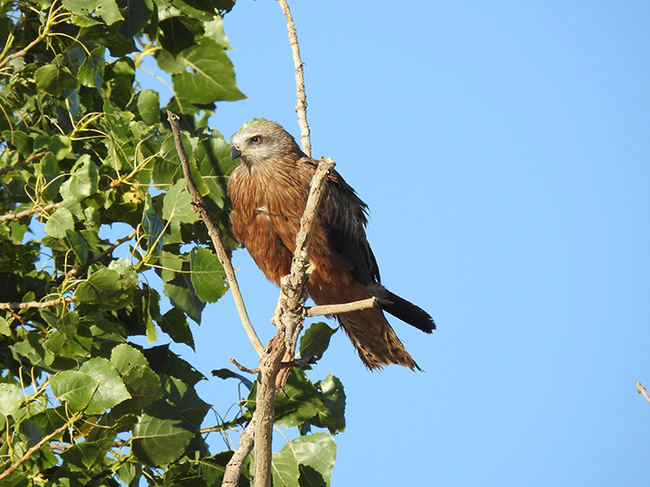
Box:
227;121;435;370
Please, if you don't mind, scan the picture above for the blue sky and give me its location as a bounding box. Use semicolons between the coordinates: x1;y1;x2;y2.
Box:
140;1;650;485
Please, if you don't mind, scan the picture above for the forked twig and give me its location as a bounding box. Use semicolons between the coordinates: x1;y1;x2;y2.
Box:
167;111;264;357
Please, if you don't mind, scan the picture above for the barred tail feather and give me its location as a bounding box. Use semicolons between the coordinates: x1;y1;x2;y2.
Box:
337;308;421;371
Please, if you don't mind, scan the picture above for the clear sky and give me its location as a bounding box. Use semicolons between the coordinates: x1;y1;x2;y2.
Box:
139;1;650;485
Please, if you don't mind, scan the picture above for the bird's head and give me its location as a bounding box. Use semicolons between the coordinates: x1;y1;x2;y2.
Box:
230;121;303;167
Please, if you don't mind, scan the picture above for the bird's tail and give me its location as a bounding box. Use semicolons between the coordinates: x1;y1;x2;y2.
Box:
376;288;436;333
338;307;421;370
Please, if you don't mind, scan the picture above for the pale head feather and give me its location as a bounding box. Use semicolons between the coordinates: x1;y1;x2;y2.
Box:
231;121;303;166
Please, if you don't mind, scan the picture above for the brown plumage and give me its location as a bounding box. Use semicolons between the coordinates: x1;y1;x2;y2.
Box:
227;121;435;370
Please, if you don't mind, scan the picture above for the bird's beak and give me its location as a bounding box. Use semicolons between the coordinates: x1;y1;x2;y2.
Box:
230;145;242;162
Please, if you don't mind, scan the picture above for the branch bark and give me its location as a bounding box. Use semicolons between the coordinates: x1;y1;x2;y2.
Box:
637;381;650;404
277;0;311;156
222;418;256;487
252;158;335;487
0;202;59;223
306;296;378;317
0;296;74;311
167;111;264;357
0;421;70;480
0;151;46;177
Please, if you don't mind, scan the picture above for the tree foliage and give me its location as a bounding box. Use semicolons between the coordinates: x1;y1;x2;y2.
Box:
0;0;344;484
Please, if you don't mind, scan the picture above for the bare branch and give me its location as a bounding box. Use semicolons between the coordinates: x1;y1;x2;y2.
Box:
306;296;378;317
253;158;335;487
637;381;650;404
0;202;59;223
0;421;70;480
231;357;260;375
167;111;264;357
222;418;256;487
277;0;311;156
0;296;74;311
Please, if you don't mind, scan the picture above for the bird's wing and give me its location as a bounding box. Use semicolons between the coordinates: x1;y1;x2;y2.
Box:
314;162;381;286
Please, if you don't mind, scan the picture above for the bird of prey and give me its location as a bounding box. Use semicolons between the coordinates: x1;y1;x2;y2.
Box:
227;121;435;370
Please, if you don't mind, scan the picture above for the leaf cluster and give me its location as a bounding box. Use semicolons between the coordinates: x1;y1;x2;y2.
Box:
0;0;346;485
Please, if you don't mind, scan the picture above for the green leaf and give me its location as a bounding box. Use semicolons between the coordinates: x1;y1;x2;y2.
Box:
2;129;31;156
272;433;337;487
44;206;74;238
272;370;345;435
35;64;77;95
59;155;99;202
132;400;195;465
163;278;204;324
162;179;199;223
63;0;123;24
118;0;152;37
50;370;98;412
136;89;160;124
300;322;337;361
190;247;227;303
65;230;89;265
79;357;131;414
111;343;161;409
173;38;245;104
157;307;194;349
204;18;233;49
33;134;72;159
142;205;164;255
75;262;138;310
0;383;22;416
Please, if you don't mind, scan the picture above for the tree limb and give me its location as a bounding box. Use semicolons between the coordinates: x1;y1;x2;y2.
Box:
167;111;264;357
306;296;378;317
0;296;74;311
64;230;137;279
276;0;311;156
0;202;59;223
253;158;335;487
0;421;70;480
0;151;46;177
222;418;256;487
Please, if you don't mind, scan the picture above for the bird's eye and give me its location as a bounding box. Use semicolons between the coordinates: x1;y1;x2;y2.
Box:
249;135;262;144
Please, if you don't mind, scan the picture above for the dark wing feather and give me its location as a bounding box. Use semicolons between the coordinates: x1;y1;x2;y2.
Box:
320;167;380;286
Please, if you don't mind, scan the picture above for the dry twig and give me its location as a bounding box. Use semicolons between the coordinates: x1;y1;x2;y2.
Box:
637;382;650;404
167;112;264;356
306;296;378;317
277;0;311;156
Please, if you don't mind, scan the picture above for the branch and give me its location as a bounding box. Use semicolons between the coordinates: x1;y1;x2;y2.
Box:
222;418;256;487
65;230;137;279
0;296;74;311
637;382;650;404
0;35;44;70
0;421;70;480
306;296;378;317
253;158;335;487
0;202;59;223
277;0;311;156
167;111;264;357
0;151;46;177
